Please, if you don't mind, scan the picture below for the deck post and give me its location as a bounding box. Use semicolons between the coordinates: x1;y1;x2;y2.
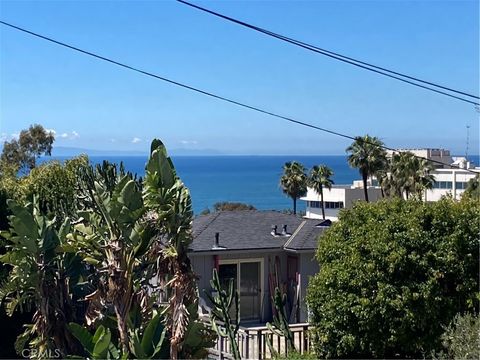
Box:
245;330;250;359
302;325;309;353
257;329;262;359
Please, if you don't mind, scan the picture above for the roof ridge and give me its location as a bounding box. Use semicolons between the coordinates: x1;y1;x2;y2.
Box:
296;226;316;249
283;220;306;249
194;211;221;239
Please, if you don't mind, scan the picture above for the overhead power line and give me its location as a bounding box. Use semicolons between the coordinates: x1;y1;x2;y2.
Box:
0;20;477;174
177;0;480;106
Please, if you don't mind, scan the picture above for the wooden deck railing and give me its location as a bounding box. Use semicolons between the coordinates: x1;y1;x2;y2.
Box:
207;322;311;359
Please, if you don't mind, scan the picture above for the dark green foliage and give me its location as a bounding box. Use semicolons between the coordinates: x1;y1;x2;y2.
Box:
308;165;334;219
307;197;479;358
346;135;387;202
0;199;84;356
1;124;55;172
0;139;215;359
205;268;241;360
280;161;308;215
464;174;479;200
69;311;169;359
20;156;89;220
213;202;256;211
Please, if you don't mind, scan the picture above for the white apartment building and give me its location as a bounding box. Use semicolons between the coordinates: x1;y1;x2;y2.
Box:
301;149;479;221
301;184;382;220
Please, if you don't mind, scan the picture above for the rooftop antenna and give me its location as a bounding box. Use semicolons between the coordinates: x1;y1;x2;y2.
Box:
465;125;470;161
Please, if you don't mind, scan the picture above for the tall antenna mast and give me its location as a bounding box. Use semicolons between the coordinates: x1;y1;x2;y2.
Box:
465;125;470;161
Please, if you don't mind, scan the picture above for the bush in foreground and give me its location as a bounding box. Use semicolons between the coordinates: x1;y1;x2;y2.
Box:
307;197;479;358
434;312;479;360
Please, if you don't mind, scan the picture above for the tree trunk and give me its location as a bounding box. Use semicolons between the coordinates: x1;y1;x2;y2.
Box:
320;186;325;220
362;173;369;202
293;198;297;215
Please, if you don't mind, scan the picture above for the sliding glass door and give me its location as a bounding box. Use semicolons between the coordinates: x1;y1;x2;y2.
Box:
218;259;262;322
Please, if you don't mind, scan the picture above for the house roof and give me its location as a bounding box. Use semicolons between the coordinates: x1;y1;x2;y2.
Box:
190;210;327;253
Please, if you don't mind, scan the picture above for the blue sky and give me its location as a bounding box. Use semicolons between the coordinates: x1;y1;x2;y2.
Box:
0;0;478;155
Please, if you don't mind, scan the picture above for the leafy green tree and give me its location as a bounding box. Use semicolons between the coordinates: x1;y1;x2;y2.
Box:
346;135;387;202
464;174;479;200
213;202;256;211
1;124;55;172
19;156;88;220
280;161;307;215
308;165;334;219
307;198;479;358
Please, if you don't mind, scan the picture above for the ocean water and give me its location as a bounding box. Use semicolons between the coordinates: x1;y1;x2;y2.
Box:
49;155;357;214
46;154;480;214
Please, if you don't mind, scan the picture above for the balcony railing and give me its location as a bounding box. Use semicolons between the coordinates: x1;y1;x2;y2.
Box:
206;322;311;359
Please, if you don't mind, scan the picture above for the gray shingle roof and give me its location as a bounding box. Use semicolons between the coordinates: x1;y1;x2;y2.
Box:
190;210;326;252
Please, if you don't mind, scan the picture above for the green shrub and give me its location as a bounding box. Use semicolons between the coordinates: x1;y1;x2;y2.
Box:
307;198;479;358
435;312;480;359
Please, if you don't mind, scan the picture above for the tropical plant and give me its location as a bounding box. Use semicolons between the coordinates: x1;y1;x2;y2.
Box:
346;135;387;202
1;124;55;172
0;198;83;357
68;311;169;359
0;139;215;359
143;139;214;359
307;197;479;358
390;152;435;199
280;161;307;214
308;165;334;219
67;140;214;359
205;268;241;360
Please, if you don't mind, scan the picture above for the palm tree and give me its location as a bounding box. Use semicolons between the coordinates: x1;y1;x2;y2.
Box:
413;158;435;199
309;165;334;219
280;161;307;215
391;152;434;199
346;135;387;202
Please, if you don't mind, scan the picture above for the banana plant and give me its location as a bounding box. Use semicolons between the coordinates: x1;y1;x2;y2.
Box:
0;198;83;357
205;268;241;360
67;160;156;354
68;140;214;359
143;139;206;360
68;311;168;359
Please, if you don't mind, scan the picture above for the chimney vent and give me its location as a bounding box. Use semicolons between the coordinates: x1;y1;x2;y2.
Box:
212;232;226;250
271;225;278;236
282;225;288;235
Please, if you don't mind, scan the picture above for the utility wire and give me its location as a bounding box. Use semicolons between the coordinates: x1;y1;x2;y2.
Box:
0;20;477;174
178;0;480;106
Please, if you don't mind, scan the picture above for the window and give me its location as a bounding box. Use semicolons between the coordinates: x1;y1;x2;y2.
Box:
455;182;467;190
324;201;344;209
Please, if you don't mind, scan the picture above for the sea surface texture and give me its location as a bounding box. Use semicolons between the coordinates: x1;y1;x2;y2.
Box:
47;155;479;215
72;155;358;214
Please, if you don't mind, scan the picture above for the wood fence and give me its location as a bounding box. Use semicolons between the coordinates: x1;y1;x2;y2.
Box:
207;322;311;359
